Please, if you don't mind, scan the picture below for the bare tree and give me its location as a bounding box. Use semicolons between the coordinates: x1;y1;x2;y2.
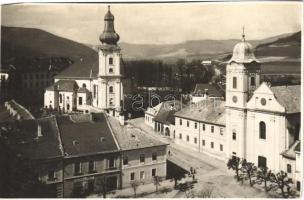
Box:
256;166;273;192
270;171;294;198
227;156;243;181
153;176;161;192
130;180;140;197
241;159;257;186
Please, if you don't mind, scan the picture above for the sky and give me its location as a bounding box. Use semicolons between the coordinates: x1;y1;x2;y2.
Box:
1;2;302;45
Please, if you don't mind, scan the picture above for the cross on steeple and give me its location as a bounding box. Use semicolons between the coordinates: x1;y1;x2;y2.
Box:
242;26;246;42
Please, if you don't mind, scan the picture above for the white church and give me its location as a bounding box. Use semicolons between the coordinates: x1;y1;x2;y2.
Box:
146;31;301;190
44;6;126;116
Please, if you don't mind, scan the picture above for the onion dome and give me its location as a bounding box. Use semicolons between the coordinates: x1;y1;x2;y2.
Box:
229;27;260;64
99;6;120;45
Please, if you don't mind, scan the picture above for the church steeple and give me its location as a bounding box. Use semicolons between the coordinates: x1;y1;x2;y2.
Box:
99;5;120;45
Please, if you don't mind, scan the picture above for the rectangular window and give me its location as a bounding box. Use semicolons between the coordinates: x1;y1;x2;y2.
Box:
48;170;55;180
194;122;197;129
187;135;189;142
79;97;83;105
93;85;97;98
232;131;236;140
74;162;81;175
180;119;182;126
233;77;237;89
203;124;205;131
59;94;62;103
211;142;214;149
258;156;267;168
152;152;157;161
179;133;182;139
109;68;113;73
88;161;95;172
123;156;128;165
250;77;255;86
187;121;189;127
202;140;205;146
220;128;223;135
211;126;214;133
140;171;145;180
220;144;223;151
140;154;145;163
194;137;197;144
152;168;157;177
108;158;115;169
130;172;135;181
287;164;292;173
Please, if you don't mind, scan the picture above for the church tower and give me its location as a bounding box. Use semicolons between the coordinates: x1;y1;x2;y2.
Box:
226;28;261;159
97;6;123;113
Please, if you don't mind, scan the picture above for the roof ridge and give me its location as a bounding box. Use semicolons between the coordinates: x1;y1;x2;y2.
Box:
51;115;65;157
104;113;121;151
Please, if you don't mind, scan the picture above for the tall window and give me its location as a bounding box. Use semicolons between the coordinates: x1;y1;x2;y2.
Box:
79;97;83;105
152;168;157;177
202;140;205;146
88;160;95;172
130;172;135;181
109;86;114;93
287;164;292;173
232;131;236;140
140;154;145;163
220;128;223;135
233;77;237;89
258;156;267;168
211;126;214;133
250;77;255;86
187;135;189;142
74;162;81;175
259;121;266;139
194;137;197;144
194;122;197;129
179;119;182;126
109;57;113;65
211;142;214;149
220;144;223;151
93;85;97;98
123;156;128;165
179;133;182;139
59;94;62;103
108;158;115;169
152;152;157;161
187;121;189;127
140;171;145;180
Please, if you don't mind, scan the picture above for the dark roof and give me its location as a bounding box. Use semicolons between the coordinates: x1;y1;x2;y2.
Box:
108;115;168;151
0;106;15;122
1;116;63;160
174;99;226;126
78;87;90;93
153;101;183;125
55;53;126;79
46;79;79;92
192;83;224;97
271;85;300;113
294;142;301;152
56;113;119;157
55;54;99;79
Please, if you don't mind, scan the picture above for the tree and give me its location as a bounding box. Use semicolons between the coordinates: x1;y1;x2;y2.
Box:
241;159;257;186
130;180;140;197
227;156;243;181
270;171;294;198
256;166;273;192
153;176;161;192
95;177;107;198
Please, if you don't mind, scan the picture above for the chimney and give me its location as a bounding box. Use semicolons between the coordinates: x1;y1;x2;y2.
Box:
37;123;42;137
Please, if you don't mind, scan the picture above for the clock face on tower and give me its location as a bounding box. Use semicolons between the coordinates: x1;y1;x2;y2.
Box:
232;96;238;103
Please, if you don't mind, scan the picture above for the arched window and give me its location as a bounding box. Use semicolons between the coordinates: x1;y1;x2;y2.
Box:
250;77;255;86
109;86;113;93
233;77;237;89
259;121;266;139
232;130;236;140
109;57;113;65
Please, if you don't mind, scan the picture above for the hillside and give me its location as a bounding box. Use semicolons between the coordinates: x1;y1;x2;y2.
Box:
1;26;96;64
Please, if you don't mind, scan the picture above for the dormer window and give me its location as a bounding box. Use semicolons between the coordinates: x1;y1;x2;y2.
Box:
109;57;113;65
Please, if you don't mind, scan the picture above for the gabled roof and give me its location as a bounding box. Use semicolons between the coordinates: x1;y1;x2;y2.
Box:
174;99;226;126
46;80;79;92
192;83;224;97
56;113;119;157
107;115;168;151
270;85;300;114
1;116;64;160
153;100;183;125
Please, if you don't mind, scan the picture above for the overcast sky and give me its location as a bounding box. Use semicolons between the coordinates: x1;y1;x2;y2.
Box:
1;2;302;45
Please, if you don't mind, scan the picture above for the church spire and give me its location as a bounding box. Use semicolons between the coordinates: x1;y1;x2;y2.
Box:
242;26;246;42
99;5;120;45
